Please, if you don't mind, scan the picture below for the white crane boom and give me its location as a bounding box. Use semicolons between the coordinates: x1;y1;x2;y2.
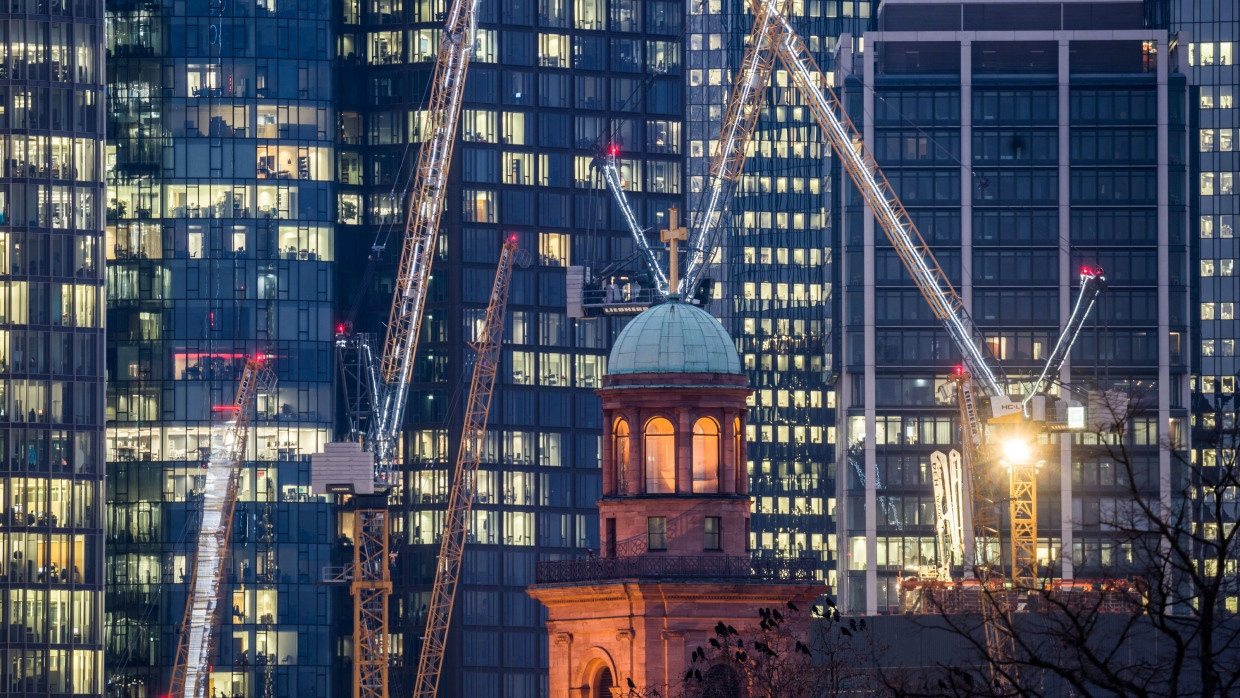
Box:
369;0;481;484
170;359;272;698
678;0;793;297
596;151;670;295
1024;267;1106;408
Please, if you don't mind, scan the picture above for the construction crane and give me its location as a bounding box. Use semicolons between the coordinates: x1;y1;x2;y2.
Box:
369;0;481;485
600;1;1107;681
678;0;791;298
596;147;670;296
414;238;518;698
169;358;273;698
316;2;483;697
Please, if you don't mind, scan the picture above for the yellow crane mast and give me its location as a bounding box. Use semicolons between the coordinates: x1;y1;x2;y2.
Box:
169;358;273;698
413;238;519;698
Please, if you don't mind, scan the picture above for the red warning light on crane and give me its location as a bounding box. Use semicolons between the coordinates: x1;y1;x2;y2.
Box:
608;144;619;157
508;233;519;244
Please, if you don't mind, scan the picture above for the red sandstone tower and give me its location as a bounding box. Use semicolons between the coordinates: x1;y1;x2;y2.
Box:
528;300;820;697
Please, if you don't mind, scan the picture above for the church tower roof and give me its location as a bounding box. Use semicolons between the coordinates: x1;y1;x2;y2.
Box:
607;300;742;376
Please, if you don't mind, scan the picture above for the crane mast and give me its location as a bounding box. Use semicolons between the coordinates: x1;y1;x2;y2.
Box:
370;0;481;483
169;358;272;698
414;240;518;698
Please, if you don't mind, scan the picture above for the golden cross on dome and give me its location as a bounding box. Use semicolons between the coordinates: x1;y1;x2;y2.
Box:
660;206;688;294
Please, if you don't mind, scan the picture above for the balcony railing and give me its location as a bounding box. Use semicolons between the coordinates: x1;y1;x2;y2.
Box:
535;555;818;584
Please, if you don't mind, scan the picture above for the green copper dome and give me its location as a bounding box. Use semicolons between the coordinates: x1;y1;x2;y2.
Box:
608;301;742;375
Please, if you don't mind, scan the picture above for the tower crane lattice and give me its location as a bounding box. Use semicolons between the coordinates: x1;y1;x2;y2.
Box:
413;239;519;698
323;1;483;696
369;0;482;485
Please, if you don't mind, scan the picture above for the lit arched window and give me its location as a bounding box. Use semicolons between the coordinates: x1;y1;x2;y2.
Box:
644;417;676;493
613;418;630;493
692;417;720;493
733;417;744;486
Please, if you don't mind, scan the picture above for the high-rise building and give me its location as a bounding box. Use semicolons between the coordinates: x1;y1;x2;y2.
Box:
104;0;339;695
685;0;876;598
0;0;106;694
1159;0;1240;601
834;0;1190;615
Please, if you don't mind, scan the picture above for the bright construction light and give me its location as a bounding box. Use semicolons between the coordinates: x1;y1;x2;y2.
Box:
1000;437;1034;465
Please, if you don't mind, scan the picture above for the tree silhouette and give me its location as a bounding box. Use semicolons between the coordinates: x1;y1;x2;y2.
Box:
899;391;1240;697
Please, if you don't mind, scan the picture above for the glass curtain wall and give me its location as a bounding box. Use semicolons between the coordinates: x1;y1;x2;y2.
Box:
104;0;338;695
687;0;875;594
1161;0;1240;615
836;4;1188;614
0;0;106;694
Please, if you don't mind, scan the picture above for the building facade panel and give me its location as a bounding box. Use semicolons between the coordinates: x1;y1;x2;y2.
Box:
105;0;339;695
835;1;1189;615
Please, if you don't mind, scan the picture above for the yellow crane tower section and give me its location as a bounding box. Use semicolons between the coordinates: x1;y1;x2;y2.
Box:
169;358;272;698
414;238;520;698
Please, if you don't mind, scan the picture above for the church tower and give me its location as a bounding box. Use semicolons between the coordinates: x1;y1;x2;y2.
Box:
528;299;820;697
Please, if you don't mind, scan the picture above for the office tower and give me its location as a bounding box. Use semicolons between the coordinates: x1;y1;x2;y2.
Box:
0;0;106;694
834;0;1190;615
684;0;875;596
104;0;339;695
333;2;685;695
1160;0;1240;598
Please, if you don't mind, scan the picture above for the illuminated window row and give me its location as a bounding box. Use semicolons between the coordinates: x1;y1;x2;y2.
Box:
1188;41;1235;66
1200;128;1235;152
1199;375;1237;394
1199;85;1236;109
1201;339;1236;357
105;426;331;463
1200;172;1235;196
1200;214;1236;238
743;422;826;444
1200;259;1236;277
1201;302;1236;320
742;246;824;266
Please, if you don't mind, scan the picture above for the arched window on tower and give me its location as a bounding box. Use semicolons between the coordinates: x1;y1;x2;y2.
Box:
644;417;675;493
692;417;720;493
613;418;630;493
593;667;614;698
733;417;744;489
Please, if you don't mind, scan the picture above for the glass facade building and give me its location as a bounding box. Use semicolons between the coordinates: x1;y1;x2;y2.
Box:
685;0;874;595
0;0;106;694
104;0;339;696
835;0;1190;614
1158;0;1240;613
